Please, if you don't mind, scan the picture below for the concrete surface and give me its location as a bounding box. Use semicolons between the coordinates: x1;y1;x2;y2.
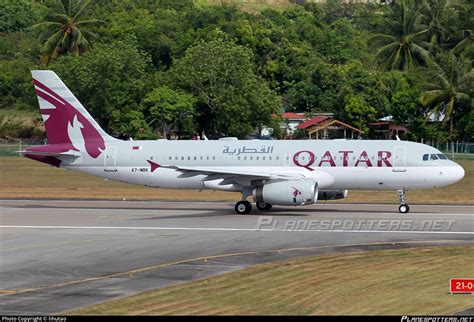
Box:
0;200;472;315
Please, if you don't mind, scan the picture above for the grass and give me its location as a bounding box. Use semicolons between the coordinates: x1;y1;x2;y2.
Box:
69;246;474;315
0;108;40;118
0;157;472;204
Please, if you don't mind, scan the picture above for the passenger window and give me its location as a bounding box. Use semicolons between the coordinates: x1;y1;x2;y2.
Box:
430;154;438;160
423;154;429;161
437;154;448;160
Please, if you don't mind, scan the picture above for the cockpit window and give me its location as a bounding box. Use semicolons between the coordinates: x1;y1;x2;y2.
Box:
430;154;439;160
437;154;448;160
423;154;429;161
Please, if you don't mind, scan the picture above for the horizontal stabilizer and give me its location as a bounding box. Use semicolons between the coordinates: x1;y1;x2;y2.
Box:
17;150;81;158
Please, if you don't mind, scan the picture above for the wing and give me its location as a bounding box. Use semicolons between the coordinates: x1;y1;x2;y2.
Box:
162;165;300;179
159;165;335;189
160;164;310;187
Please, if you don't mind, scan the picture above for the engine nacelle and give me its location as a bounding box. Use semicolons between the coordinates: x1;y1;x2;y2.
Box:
252;179;318;206
317;190;348;200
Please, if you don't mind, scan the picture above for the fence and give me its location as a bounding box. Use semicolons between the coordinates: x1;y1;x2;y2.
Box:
0;139;47;156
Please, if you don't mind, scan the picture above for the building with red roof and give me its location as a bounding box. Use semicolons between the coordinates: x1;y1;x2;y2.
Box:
296;115;364;139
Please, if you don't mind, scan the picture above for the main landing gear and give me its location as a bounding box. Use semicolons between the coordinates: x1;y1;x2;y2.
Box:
235;200;252;215
234;201;273;214
256;201;272;211
397;189;410;214
234;187;273;215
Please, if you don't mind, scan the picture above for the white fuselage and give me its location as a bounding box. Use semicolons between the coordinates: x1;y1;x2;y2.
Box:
63;139;465;192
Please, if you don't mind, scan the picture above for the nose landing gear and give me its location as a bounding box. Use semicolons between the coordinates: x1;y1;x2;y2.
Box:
397;189;410;214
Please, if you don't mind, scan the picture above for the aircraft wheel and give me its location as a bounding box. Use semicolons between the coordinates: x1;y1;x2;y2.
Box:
399;204;410;214
235;200;252;215
256;202;272;211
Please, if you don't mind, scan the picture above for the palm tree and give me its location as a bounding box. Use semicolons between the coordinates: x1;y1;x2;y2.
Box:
421;0;450;49
419;55;473;134
448;0;474;59
369;0;430;71
31;0;105;64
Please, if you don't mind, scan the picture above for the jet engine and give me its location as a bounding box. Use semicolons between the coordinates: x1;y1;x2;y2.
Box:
252;179;318;206
317;190;348;200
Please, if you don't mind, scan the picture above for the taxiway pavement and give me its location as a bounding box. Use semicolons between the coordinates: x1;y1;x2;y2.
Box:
0;200;472;315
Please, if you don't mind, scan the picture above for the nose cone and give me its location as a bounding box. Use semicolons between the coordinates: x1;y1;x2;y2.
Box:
457;165;465;181
448;164;465;184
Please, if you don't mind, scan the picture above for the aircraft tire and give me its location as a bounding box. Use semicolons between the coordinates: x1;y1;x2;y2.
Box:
399;204;410;214
235;200;252;215
256;202;272;211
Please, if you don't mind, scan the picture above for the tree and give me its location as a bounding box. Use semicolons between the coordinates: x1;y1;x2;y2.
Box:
31;0;105;63
172;39;279;138
0;0;38;32
421;0;450;50
284;60;344;113
448;0;474;60
109;109;152;140
419;54;473;136
390;90;420;125
142;86;196;138
50;41;151;137
343;95;377;134
0;58;38;109
369;0;430;71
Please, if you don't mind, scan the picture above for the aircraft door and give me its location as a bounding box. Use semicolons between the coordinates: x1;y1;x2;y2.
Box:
393;146;407;172
104;146;118;172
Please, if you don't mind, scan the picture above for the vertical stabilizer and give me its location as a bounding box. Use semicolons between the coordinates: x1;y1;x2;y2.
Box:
31;70;115;159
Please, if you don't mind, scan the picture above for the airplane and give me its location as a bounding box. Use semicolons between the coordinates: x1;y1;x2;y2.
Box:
19;70;465;214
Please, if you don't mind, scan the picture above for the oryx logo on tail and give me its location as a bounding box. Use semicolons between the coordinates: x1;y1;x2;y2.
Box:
32;76;105;158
